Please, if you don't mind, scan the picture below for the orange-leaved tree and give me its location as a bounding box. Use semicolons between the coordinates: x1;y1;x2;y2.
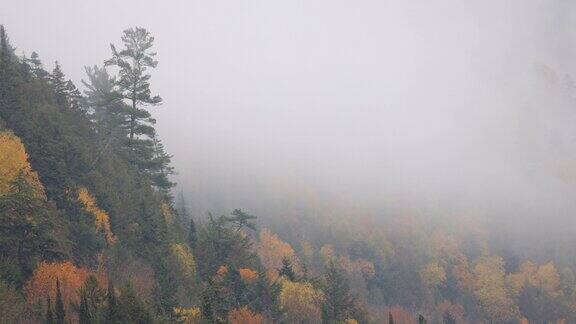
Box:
25;261;106;319
258;228;301;274
228;307;264;324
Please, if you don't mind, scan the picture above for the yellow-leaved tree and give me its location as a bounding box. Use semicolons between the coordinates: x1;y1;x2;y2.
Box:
77;187;116;244
420;261;447;290
169;243;197;304
473;255;519;323
258;228;301;273
173;306;202;324
0;131;45;197
279;279;324;324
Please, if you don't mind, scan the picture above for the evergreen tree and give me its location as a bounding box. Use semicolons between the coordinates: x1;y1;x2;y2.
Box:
188;217;197;249
278;257;296;281
418;314;427;324
195;211;258;278
50;61;82;111
226;265;246;308
227;209;257;232
118;284;153;324
55;279;66;324
389;312;394;324
150;135;175;194
82;64;129;159
0;25;14;61
104;26;162;144
50;62;68;109
45;295;55;324
65;80;83;111
0;25;19;116
260;270;282;321
105;281;123;324
443;312;456;324
77;275;105;324
322;261;356;323
0;175;61;282
78;293;92;324
26;51;49;79
201;280;216;323
104;27;173;192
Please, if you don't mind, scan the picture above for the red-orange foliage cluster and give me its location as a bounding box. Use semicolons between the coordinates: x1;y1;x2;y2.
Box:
239;268;259;282
216;265;228;278
25;261;107;317
387;305;416;324
228;307;264;324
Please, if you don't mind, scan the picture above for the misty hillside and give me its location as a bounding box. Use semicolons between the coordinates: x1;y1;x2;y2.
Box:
1;2;576;324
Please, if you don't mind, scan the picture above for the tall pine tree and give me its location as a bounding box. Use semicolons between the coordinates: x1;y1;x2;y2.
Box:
50;62;68;109
104;27;173;192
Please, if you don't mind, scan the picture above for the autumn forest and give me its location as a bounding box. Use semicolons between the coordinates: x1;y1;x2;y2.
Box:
1;3;576;324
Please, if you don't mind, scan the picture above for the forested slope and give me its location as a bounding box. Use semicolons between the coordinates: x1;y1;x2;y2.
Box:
1;24;576;324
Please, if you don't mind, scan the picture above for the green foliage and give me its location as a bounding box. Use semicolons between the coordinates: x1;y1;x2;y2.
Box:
278;257;297;282
76;275;106;324
518;283;567;323
6;22;576;324
322;261;357;323
50;62;67;109
0;175;62;284
45;295;54;324
25;52;49;80
0;280;25;323
226;209;257;232
105;281;123;324
195;211;264;321
195;211;258;279
118;284;154;324
0;25;180;319
78;293;93;324
188;217;198;250
418;314;426;324
103;27;173;193
442;312;456;324
82;65;128;149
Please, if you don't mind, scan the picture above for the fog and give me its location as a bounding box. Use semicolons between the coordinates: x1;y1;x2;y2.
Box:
2;0;576;236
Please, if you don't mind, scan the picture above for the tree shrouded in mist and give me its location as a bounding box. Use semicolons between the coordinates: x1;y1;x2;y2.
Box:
105;27;161;144
99;27;174;193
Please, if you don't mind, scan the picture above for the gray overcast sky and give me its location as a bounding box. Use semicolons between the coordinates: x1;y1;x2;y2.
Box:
2;1;576;225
